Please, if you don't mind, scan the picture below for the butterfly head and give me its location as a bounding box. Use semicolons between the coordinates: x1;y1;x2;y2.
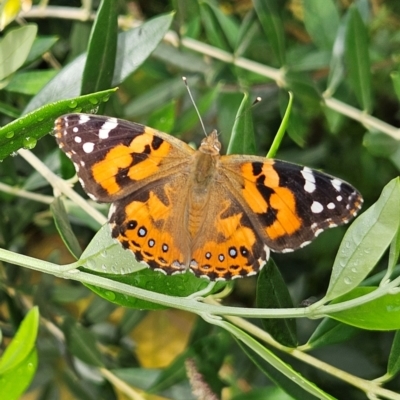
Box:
200;130;221;155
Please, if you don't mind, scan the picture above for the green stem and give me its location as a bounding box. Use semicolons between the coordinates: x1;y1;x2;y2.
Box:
1;248;399;319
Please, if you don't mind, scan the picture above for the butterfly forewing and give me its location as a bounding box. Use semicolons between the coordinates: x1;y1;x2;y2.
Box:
221;156;363;253
55;114;194;203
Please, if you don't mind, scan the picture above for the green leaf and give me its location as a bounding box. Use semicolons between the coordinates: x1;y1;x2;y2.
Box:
325;17;348;97
325;178;400;301
253;0;286;66
0;88;116;161
125;76;200;117
63;319;104;367
305;318;358;350
267;91;292;158
153;43;209;74
0;307;39;374
64;200;105;232
345;5;373;112
256;259;297;347
235;9;259;57
235;340;329;400
79;224;146;275
226;93;256;155
387;331;400;378
5;70;58;95
0;24;37;80
81;0;118;95
24;13;174;113
391;71;400;101
216;91;244;149
303;0;340;50
147;101;176;133
327;287;400;330
51;197;82;259
284;71;322;107
200;1;237;51
112;12;174;85
0;349;38;400
388;222;400;273
25;36;58;65
363;131;400;158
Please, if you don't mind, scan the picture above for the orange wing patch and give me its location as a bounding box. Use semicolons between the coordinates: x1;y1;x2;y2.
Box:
190;200;267;280
267;187;301;238
92;128;172;196
241;161;302;241
112;191;187;274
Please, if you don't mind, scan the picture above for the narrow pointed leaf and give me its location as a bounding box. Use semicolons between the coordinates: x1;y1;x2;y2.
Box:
0;307;39;374
0;88;116;161
345;5;372;112
387;331;400;377
63;319;104;367
328;287;400;330
0;24;37;80
306;318;358;349
256;259;297;347
227;93;256;155
253;0;286;66
303;0;340;50
81;0;118;95
0;350;37;400
51;197;82;259
24;13;174;113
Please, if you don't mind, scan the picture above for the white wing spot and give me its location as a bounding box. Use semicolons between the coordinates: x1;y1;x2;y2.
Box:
331;178;342;191
281;248;295;253
73;127;79;133
99;118;118;139
79;115;91;123
108;204;116;219
314;228;324;237
311;201;324;213
301;167;316;193
327;202;335;209
82;142;95;153
336;195;343;201
87;192;98;201
74;136;82;143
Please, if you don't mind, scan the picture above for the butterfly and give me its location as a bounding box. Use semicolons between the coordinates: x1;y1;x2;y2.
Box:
55;114;363;281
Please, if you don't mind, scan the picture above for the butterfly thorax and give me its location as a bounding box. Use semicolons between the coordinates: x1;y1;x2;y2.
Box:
199;130;221;155
186;131;222;238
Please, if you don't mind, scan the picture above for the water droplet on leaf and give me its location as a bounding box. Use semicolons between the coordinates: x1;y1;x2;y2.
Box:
344;276;352;285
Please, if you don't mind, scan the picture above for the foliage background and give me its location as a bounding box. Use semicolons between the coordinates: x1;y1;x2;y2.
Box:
0;0;400;399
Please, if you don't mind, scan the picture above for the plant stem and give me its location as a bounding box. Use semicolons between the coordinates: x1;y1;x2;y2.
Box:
18;149;106;226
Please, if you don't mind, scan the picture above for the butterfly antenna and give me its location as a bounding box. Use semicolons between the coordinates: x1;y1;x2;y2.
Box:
182;77;208;137
234;96;262;122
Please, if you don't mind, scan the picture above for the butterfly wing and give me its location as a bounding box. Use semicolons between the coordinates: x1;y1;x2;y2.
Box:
55;114;195;202
188;179;271;280
221;156;363;252
108;173;196;275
